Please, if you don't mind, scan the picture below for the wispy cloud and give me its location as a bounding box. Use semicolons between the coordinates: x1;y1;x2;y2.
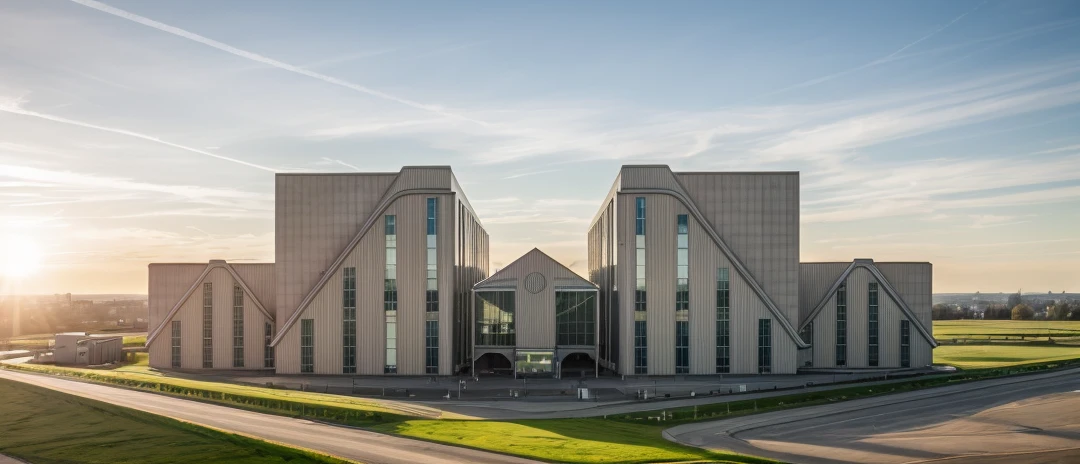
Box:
503;169;559;179
69;0;491;127
0;101;276;172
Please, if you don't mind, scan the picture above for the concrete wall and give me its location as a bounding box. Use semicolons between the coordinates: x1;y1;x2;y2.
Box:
611;190;799;375
147;265;273;370
806;264;934;369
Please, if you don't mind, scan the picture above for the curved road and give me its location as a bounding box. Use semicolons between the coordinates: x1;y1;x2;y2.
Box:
0;369;535;464
667;368;1080;464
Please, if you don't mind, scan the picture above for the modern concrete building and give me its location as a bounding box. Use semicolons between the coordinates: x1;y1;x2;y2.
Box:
798;260;936;369
147;166;489;375
588;166;808;375
148;164;931;377
472;248;599;378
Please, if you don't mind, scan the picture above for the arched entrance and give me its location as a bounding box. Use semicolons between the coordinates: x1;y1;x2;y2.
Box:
559;351;597;379
473;352;513;376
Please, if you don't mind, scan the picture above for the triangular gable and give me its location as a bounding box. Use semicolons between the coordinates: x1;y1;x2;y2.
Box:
618;168;809;348
145;262;275;346
798;261;937;348
474;248;595;290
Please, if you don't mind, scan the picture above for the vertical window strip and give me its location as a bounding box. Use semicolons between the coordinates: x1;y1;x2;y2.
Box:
343;267;356;374
634;197;647;374
675;321;689;374
232;285;244;368
300;319;314;373
264;322;274;368
202;282;213;369
384;215;397;374
675;214;689;374
634;320;647;375
171;321;181;368
758;319;772;373
900;320;911;368
716;267;730;373
425;198;439;374
836;283;847;367
868;282;879;367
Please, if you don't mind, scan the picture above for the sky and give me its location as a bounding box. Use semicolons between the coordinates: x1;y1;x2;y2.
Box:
1;0;1079;295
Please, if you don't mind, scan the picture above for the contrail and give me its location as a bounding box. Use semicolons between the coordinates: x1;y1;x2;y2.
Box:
881;1;986;62
0;104;276;172
70;0;492;127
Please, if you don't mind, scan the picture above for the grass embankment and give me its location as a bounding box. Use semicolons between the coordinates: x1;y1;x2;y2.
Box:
933;320;1080;369
0;378;350;464
372;419;771;464
123;334;147;346
2;359;420;427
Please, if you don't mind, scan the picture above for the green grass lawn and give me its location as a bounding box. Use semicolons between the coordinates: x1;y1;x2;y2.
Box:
123;334;147;346
372;419;772;464
0;378;349;464
934;344;1080;369
933;320;1080;368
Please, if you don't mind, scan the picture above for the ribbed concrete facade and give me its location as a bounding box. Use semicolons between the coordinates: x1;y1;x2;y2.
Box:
799;261;935;369
589;166;806;375
148;166;488;375
146;262;276;370
472;249;598;376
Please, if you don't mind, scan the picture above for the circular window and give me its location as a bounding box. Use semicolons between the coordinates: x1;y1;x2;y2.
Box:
524;272;547;294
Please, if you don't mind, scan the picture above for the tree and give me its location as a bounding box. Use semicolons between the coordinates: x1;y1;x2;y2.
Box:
1011;303;1034;320
1048;303;1071;321
932;304;953;320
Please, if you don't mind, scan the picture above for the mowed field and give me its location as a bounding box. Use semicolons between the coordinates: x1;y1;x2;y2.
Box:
0;378;348;464
934;320;1080;369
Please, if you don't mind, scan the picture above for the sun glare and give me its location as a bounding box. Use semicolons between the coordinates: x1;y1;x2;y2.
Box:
0;235;43;278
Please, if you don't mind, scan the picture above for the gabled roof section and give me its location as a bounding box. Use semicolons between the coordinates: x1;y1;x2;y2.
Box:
145;261;275;346
612;165;809;348
271;166;473;347
474;248;596;290
798;259;937;348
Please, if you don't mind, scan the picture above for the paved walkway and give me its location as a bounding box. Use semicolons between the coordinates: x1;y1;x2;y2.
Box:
0;455;25;464
665;367;1080;464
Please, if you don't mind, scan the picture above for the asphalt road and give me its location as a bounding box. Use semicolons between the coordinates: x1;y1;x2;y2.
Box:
667;368;1080;464
0;369;536;464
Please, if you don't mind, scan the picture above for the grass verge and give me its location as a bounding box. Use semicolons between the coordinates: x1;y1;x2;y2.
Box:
371;419;772;464
0;378;351;464
1;361;420;427
934;344;1080;369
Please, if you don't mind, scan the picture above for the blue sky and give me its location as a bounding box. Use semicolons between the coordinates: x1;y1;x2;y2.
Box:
1;0;1079;293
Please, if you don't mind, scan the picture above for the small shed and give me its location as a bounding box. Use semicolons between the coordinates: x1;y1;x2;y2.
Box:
53;333;124;365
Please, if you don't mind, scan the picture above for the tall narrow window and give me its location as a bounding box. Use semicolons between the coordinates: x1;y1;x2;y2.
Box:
836;283;847;367
232;285;244;368
264;322;274;368
675;214;689;374
900;320;911;368
202;282;213;368
868;282;879;367
343;267;356;374
426;320;439;374
556;291;595;346
171;321;182;368
425;198;439;374
476;291;515;346
633;319;647;375
384;215;397;374
758;319;772;374
385;316;397;373
675;321;689;374
633;197;647;374
716;267;730;373
300;319;314;374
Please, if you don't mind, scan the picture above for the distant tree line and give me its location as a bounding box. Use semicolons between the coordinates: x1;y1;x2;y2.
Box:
933;295;1080;321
